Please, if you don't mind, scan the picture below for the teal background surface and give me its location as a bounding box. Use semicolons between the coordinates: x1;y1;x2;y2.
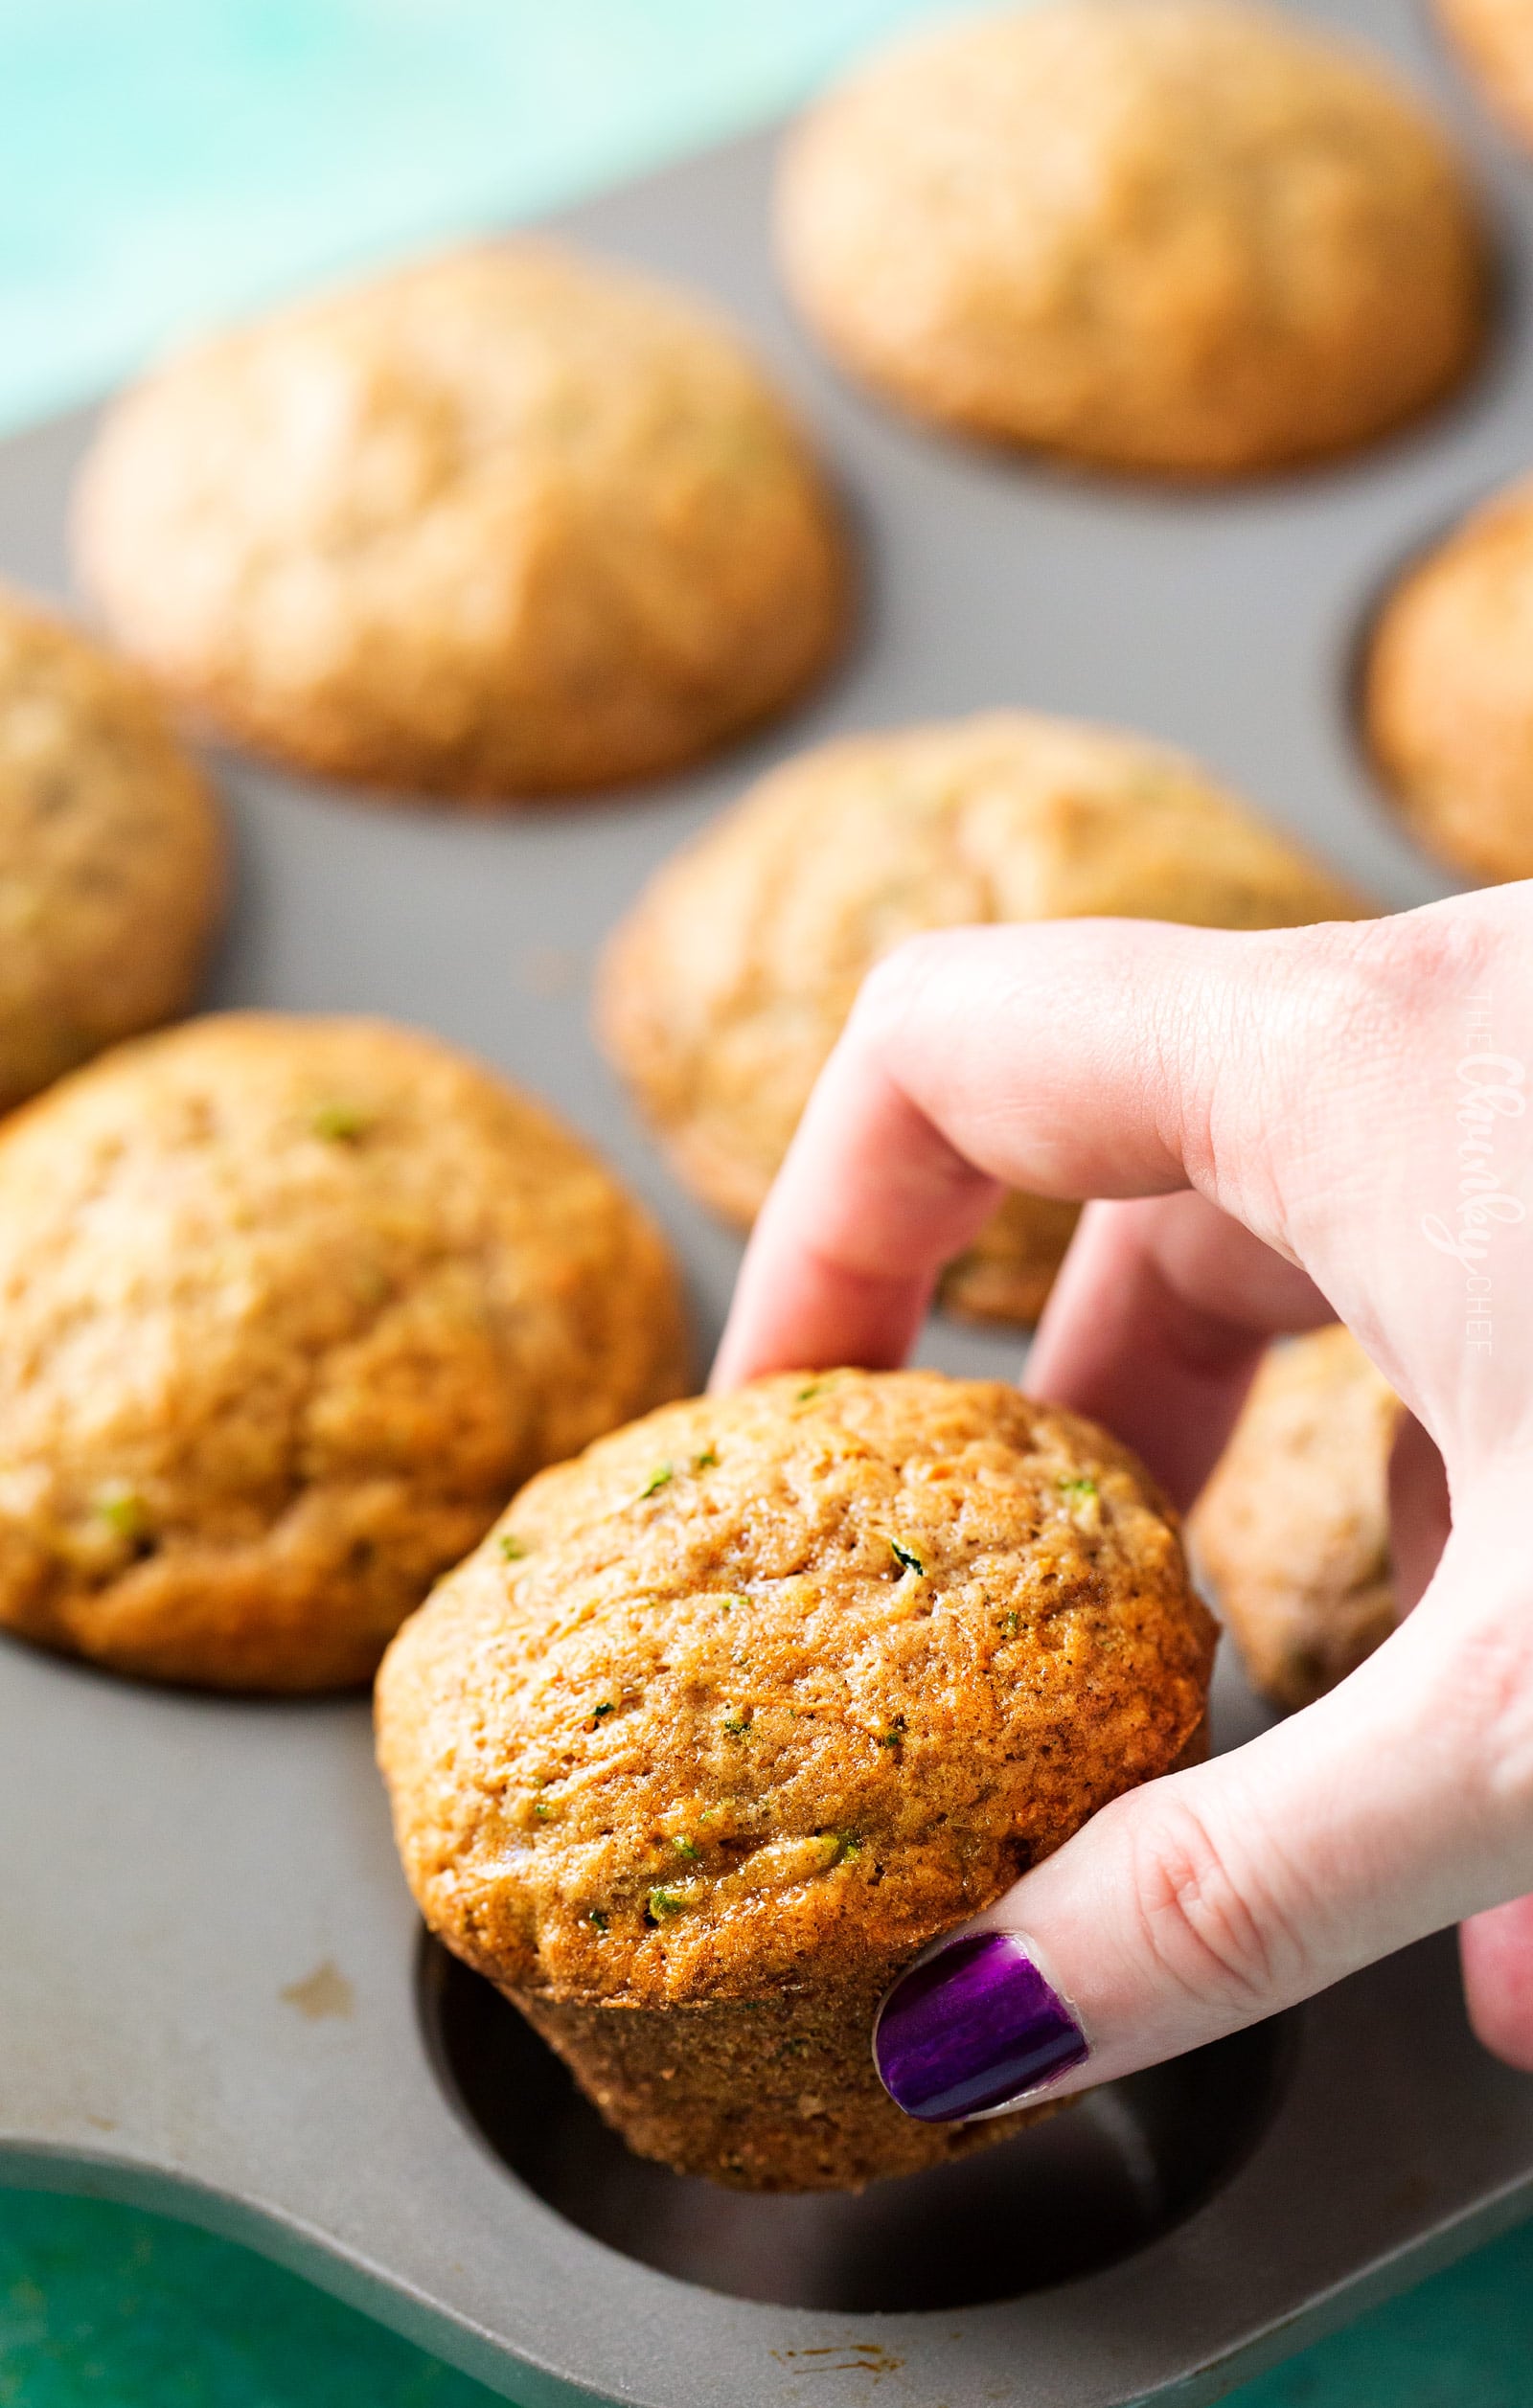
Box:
3;2189;1533;2408
0;0;972;436
0;1;1529;2399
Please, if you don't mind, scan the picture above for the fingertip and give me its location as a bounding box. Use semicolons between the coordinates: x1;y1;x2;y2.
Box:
873;1928;1089;2123
1460;1897;1533;2073
710;1249;932;1394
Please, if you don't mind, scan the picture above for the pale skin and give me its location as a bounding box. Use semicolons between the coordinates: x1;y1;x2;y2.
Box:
712;890;1533;2097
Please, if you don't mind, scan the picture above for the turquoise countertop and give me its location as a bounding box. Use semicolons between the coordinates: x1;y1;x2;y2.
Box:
3;2189;1533;2407
0;3;1528;2400
0;0;965;436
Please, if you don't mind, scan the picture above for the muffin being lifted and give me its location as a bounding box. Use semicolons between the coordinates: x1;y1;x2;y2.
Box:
73;242;849;799
777;0;1486;478
0;1015;687;1689
377;1369;1215;2190
600;713;1367;1324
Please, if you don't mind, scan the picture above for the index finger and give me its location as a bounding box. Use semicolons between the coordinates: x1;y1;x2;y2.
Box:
712;915;1328;1393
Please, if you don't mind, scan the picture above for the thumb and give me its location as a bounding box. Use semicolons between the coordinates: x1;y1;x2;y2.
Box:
873;1497;1533;2121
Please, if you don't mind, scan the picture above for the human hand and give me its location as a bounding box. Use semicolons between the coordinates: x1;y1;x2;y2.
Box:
712;890;1533;2122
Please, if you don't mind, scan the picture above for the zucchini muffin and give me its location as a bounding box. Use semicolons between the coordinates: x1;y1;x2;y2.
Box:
377;1368;1216;2190
1191;1329;1402;1712
599;713;1367;1324
0;1015;687;1690
776;0;1487;477
1364;476;1533;882
0;585;224;1115
72;241;850;799
1437;0;1533;151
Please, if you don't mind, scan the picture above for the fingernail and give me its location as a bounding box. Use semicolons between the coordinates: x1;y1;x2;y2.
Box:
873;1930;1088;2123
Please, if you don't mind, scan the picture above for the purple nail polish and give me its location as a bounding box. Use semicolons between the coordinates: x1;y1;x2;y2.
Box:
873;1930;1087;2123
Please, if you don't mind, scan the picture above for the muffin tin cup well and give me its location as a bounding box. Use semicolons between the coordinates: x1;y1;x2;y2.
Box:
508;1971;1055;2195
5;0;1533;2396
424;1932;1293;2310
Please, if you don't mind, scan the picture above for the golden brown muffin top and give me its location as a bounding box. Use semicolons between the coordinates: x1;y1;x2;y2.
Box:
376;1369;1214;2008
777;0;1485;475
0;1013;687;1690
1437;0;1533;151
1365;477;1533;883
72;241;849;798
599;712;1367;1227
0;583;224;1113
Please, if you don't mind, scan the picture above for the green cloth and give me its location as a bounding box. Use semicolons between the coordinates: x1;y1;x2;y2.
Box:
0;3;1527;2399
3;2188;1533;2407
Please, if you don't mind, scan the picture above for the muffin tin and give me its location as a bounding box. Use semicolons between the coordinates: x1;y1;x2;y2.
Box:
4;0;1533;2397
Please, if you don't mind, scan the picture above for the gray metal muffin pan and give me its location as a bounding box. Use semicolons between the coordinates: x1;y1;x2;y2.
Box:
5;0;1533;2397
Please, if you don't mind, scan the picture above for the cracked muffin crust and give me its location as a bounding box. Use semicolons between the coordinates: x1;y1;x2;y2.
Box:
776;0;1487;477
0;1014;688;1690
599;712;1366;1325
0;585;224;1116
1437;0;1533;151
1365;476;1533;882
377;1368;1215;2187
1191;1329;1402;1712
72;241;850;800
